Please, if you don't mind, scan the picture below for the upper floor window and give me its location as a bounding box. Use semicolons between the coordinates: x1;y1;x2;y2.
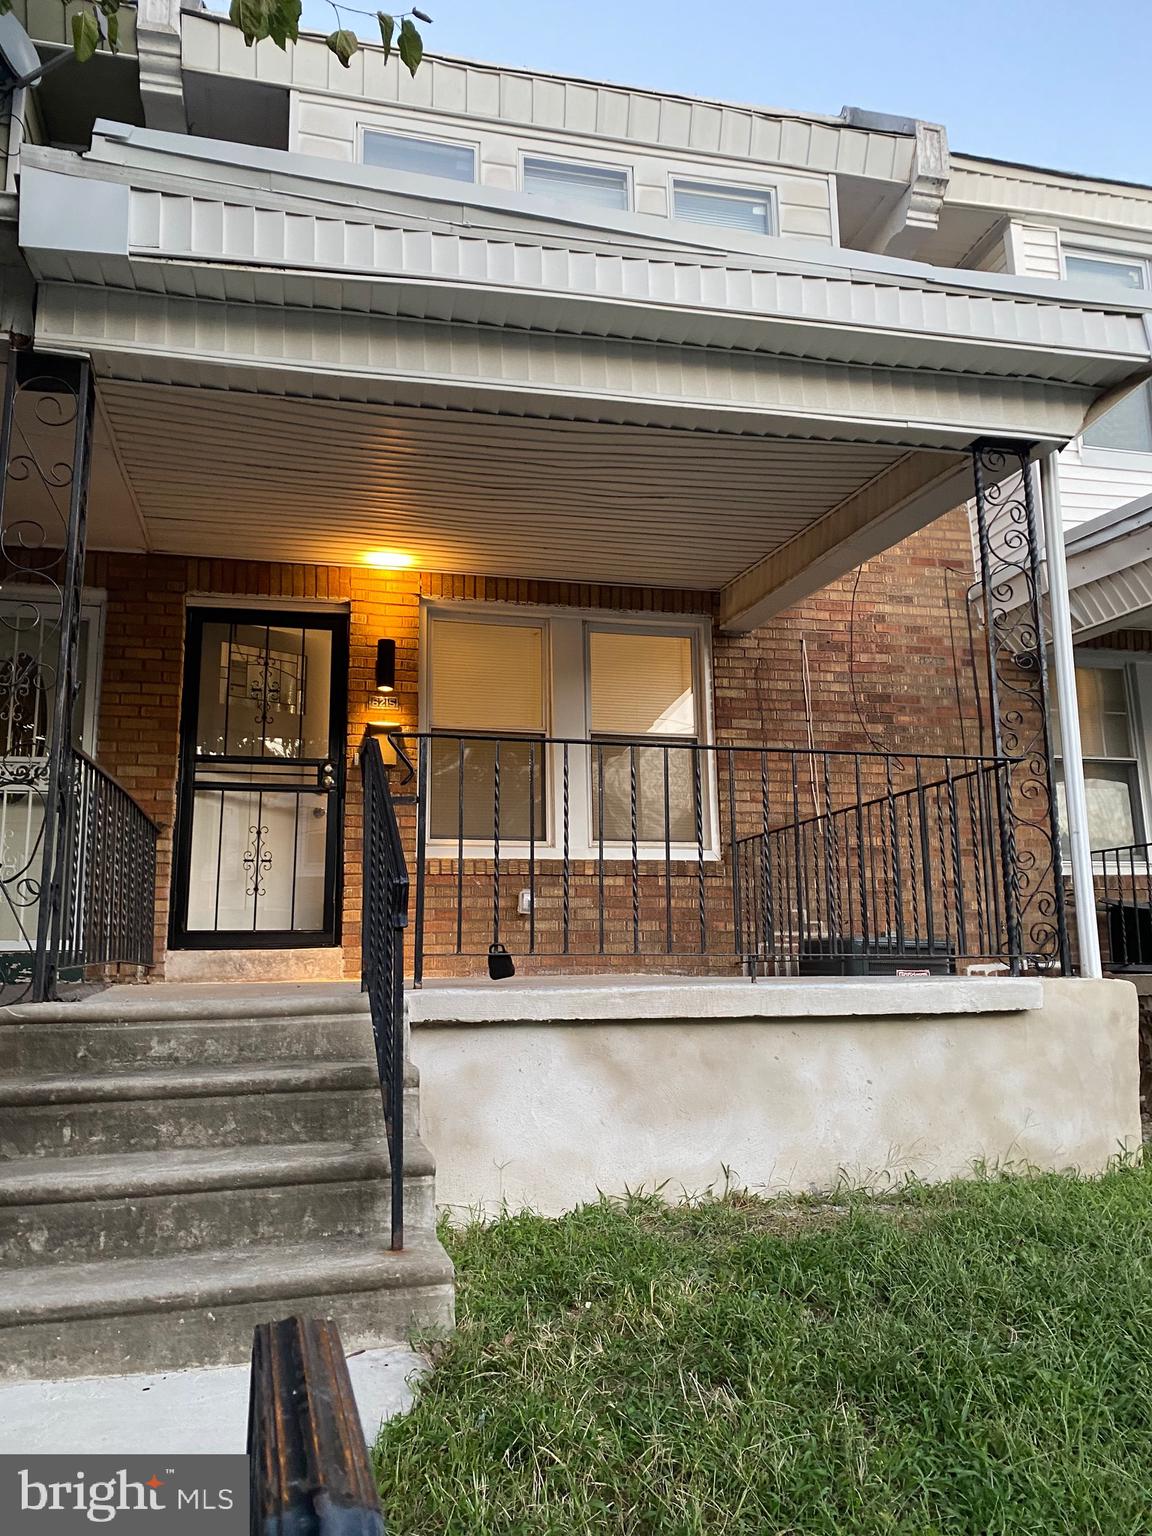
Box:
671;179;777;237
362;129;476;183
522;157;630;212
1065;249;1152;454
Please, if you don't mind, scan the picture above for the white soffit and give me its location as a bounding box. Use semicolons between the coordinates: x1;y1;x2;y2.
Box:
1064;492;1152;640
95;380;910;586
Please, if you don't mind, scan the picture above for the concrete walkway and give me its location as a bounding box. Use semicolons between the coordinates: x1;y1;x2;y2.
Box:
0;1345;426;1454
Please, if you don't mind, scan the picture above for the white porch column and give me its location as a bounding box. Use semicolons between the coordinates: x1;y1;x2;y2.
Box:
1038;451;1102;978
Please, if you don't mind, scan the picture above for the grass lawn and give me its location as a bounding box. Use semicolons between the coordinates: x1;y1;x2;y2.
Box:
375;1165;1152;1534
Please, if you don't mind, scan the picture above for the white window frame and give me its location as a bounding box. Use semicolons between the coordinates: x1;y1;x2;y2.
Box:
517;151;633;213
667;174;780;238
1057;651;1152;864
1061;243;1152;463
419;600;716;860
357;122;479;183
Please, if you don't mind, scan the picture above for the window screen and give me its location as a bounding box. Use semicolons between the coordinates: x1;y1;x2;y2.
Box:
362;129;475;183
522;157;629;211
672;180;775;236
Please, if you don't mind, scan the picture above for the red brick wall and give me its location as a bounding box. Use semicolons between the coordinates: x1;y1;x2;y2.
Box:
86;507;981;978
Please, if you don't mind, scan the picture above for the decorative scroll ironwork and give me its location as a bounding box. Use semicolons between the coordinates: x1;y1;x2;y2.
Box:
243;823;273;897
0;350;94;999
970;439;1070;973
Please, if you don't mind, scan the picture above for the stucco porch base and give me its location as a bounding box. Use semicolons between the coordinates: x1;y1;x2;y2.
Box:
408;977;1140;1217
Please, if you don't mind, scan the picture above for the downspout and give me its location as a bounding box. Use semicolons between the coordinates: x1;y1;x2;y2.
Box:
1038;451;1101;977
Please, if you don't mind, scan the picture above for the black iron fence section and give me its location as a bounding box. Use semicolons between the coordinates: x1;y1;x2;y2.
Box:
386;734;1023;980
360;731;408;1250
1096;842;1152;970
52;748;158;976
734;757;1013;975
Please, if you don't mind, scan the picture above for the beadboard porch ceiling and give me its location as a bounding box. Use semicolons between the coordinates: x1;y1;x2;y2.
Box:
87;378;965;617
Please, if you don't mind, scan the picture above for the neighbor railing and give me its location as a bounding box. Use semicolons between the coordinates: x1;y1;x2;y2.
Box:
360;731;408;1250
1096;841;1152;970
382;734;1024;980
734;757;1013;975
50;748;158;978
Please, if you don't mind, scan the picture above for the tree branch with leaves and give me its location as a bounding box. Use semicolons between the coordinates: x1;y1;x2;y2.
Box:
0;0;431;73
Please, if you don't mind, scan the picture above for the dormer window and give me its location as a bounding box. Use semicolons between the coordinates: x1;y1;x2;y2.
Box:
522;157;630;212
362;129;476;183
671;179;777;236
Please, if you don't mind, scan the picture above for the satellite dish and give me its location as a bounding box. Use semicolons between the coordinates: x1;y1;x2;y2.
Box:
0;13;48;89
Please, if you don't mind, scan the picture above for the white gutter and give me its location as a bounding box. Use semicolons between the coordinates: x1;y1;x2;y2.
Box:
1039;452;1101;977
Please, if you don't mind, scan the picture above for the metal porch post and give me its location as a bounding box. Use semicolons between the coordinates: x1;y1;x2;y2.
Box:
1038;451;1102;977
0;350;96;1002
970;440;1071;975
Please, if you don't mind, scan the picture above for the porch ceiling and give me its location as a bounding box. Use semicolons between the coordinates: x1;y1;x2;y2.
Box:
91;380;921;593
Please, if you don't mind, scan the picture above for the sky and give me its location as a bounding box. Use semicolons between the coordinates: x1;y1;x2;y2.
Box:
297;0;1151;185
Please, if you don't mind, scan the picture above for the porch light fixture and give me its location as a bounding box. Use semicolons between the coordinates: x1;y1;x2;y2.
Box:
363;549;414;569
375;639;397;694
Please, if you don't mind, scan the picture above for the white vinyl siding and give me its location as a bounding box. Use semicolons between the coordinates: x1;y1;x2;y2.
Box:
361;128;475;182
522;156;629;210
293;96;837;242
671;179;776;236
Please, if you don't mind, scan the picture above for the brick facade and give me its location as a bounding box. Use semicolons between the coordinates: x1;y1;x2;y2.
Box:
86;506;983;979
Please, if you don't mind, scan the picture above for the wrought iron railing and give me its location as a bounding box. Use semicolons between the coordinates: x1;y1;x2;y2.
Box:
53;748;159;975
1096;842;1152;970
386;734;1026;980
734;758;1014;975
360;731;408;1250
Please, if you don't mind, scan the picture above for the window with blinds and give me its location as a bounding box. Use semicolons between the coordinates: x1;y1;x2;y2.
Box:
362;129;476;183
427;617;547;840
588;630;700;842
1053;663;1144;852
522;157;630;211
671;179;776;236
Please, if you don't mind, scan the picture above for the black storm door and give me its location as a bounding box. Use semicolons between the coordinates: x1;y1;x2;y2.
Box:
171;608;348;949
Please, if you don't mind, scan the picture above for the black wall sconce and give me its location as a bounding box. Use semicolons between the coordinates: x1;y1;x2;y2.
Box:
375;638;396;694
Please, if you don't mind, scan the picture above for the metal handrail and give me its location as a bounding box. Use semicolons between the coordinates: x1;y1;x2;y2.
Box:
50;747;159;981
360;731;408;1251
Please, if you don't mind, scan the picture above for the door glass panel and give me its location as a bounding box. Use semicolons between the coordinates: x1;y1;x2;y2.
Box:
185;788;329;933
195;622;332;760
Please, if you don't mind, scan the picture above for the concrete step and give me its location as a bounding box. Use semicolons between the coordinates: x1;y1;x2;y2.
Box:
0;1140;438;1267
0;1014;383;1075
0;1063;388;1159
0;1233;455;1381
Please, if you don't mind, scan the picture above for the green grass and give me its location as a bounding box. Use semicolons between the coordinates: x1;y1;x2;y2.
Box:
375;1163;1152;1534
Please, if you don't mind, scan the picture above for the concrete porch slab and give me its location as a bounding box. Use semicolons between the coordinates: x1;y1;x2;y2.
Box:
0;1344;425;1454
408;974;1044;1025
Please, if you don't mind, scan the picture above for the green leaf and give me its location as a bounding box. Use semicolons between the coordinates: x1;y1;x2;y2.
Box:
230;0;272;45
326;28;359;66
377;11;394;59
397;16;422;75
71;7;101;63
105;8;118;50
268;0;301;48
